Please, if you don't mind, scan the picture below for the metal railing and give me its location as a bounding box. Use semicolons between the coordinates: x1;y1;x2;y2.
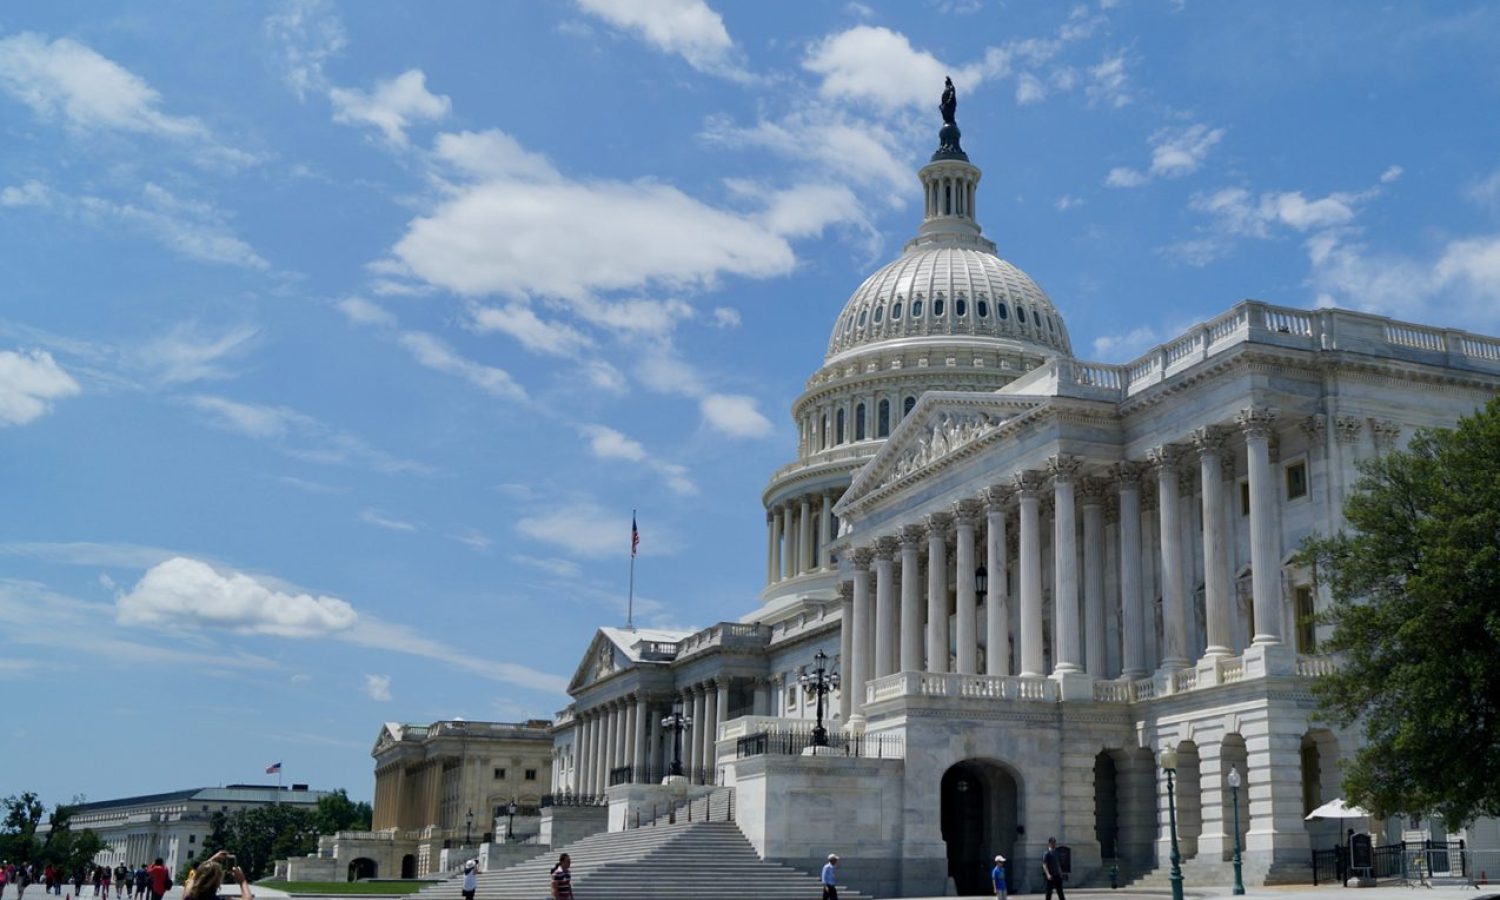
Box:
733;730;904;760
1312;840;1468;886
539;792;607;808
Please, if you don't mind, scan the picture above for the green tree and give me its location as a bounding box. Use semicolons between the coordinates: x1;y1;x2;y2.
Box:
0;793;46;863
200;804;319;881
0;795;104;872
1300;396;1500;826
311;790;372;835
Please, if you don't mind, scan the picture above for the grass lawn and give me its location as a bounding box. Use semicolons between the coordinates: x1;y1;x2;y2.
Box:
272;882;430;895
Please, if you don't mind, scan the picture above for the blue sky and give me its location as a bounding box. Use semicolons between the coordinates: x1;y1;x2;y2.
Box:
2;0;1498;806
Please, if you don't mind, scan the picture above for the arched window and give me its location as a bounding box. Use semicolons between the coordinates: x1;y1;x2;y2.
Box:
855;403;867;441
912;298;924;317
978;300;989;318
877;399;891;437
845;316;854;334
873;305;883;323
955;297;967;317
857;309;867;327
892;301;903;320
933;298;946;317
1017;306;1027;324
821;414;829;449
903;395;916;417
997;303;1009;320
836;408;845;444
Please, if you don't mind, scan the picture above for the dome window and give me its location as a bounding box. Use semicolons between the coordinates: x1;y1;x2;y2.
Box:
933;298;945;317
1017;306;1027;324
857;309;867;327
978;301;989;319
892;301;902;321
873;305;883;323
997;303;1009;320
912;299;924;318
955;298;967;318
844;316;854;335
903;396;916;417
836;409;846;444
877;399;891;438
821;414;830;449
1044;315;1053;331
855;403;867;441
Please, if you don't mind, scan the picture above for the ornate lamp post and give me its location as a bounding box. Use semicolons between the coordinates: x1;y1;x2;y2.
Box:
799;649;840;747
464;807;473;847
506;799;518;841
1159;747;1185;900
1228;767;1245;895
975;565;988;596
661;700;691;778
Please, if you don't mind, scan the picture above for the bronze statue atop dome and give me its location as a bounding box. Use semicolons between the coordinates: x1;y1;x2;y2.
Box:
940;76;957;125
932;76;968;162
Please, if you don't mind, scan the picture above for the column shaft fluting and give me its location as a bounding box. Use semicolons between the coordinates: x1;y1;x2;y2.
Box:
1082;490;1106;676
799;499;814;574
1153;448;1189;668
818;493;833;569
1196;429;1233;656
848;551;874;723
925;515;951;673
838;584;854;722
985;498;1010;676
954;503;980;674
1017;475;1044;677
1241;409;1283;644
1051;458;1082;674
899;527;924;672
632;696;649;775
771;509;784;582
873;540;897;678
1117;469;1147;678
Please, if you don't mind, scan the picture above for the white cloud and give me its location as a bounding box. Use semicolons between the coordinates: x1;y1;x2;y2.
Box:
360;508;419;532
1191;186;1362;239
1015;72;1046;105
580;424;698;495
583;360;629;394
711;307;741;328
1105;167;1147;188
0;348;80;426
1084;50;1130;108
330;68;450;145
187;395;434;474
756;182;870;240
363;673;392;701
135;323;258;385
337;297;397;328
433;129;558;181
0;180;49;208
1380;165;1404;184
396;331;528;402
342;616;568;694
702;110;912;202
1465;166;1500;209
804;26;956;110
517;503;659;559
1055;194;1084;211
699;392;773;439
264;0;347;100
1308;231;1500;331
451;529;491;552
1106;124;1224;188
575;0;746;79
0;541;177;569
1092;326;1160;361
466;303;593;357
118;557;359;638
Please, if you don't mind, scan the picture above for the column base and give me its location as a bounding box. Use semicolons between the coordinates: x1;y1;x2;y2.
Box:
1051;669;1095;701
1244;641;1295;678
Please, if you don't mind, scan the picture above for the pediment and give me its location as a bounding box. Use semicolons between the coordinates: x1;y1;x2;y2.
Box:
838;392;1045;513
566;630;625;695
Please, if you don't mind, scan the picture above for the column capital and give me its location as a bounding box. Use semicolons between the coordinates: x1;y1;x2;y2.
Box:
1047;453;1084;483
1103;493;1121;525
850;546;875;570
1372;419;1401;450
713;675;732;689
1114;460;1148;488
1012;469;1046;498
1147;443;1184;471
951;497;984;526
838;580;854;603
1299;413;1327;443
874;536;899;560
898;523;926;549
1078;476;1110;506
982;484;1014;511
1191;424;1228;456
924;511;953;536
1237;406;1279;440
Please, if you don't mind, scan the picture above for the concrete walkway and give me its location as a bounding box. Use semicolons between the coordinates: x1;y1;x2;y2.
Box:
897;888;1493;900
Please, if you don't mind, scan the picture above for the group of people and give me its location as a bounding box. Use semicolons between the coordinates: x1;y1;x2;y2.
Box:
816;835;1068;900
0;860;174;900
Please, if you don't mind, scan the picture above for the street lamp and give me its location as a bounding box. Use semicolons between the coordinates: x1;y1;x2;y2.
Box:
506;800;518;841
975;565;988;595
464;807;473;847
1227;767;1245;896
799;649;840;747
661;700;692;778
1159;747;1184;900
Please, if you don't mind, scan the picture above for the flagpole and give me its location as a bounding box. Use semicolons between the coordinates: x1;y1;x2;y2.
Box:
627;508;636;631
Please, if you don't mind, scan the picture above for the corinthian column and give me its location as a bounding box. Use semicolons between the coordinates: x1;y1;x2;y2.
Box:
771;508;784;583
983;486;1011;676
847;548;875;726
953;499;982;674
1049;455;1083;674
1080;477;1108;677
899;525;925;672
837;580;853;722
925;513;952;673
1239;407;1283;644
799;498;814;575
1194;426;1234;657
765;511;776;584
1150;445;1189;669
873;537;898;678
1015;470;1046;677
819;492;834;570
1116;463;1147;678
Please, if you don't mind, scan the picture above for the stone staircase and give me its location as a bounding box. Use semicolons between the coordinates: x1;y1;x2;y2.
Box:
1121;851;1307;889
415;819;870;900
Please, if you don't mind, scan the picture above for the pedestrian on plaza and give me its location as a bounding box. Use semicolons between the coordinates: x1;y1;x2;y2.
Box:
1042;838;1065;900
15;865;29;900
70;868;84;898
145;860;168;900
183;853;248;900
1;861;9;900
992;854;1008;900
460;860;477;900
821;853;839;900
548;853;572;900
131;866;146;900
113;866;126;899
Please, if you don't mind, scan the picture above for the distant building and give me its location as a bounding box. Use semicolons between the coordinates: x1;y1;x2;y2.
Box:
62;784;330;872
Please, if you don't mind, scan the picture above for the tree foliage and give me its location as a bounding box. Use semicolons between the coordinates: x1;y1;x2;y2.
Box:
1300;396;1500;826
201;804;320;882
312;790;372;835
0;794;104;871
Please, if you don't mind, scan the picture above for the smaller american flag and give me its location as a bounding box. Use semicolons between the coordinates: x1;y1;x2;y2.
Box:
631;513;639;558
265;761;282;774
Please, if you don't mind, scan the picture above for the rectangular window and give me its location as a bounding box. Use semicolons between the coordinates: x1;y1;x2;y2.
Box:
524;769;537;781
1295;585;1317;653
1285;460;1308;501
493;767;506;780
1239;479;1250;516
187;851;195;860
189;835;196;844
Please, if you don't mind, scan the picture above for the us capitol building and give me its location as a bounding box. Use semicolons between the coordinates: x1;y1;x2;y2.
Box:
534;93;1500;897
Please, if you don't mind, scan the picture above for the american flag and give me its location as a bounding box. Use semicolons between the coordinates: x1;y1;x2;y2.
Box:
265;761;282;774
631;513;639;558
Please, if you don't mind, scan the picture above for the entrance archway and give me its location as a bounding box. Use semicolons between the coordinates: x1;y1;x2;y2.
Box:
347;859;377;882
941;760;1020;896
399;854;417;879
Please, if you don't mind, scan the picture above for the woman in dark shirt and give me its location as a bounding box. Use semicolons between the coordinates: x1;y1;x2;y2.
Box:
549;854;572;899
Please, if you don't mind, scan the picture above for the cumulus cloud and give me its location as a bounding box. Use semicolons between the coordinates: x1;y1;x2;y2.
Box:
1092;326;1161;361
1106;124;1224;188
330;69;450;145
1084;50;1131;108
579;424;697;495
466;303;593;357
804;26;961;110
1308;230;1500;332
702;110;912;202
0;348;80;426
395;332;528;402
699;393;773;438
118;557;358;638
187;395;434;474
574;0;746;79
363;673;392;701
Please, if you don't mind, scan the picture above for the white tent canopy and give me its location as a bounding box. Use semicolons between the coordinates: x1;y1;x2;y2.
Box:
1306;798;1372;820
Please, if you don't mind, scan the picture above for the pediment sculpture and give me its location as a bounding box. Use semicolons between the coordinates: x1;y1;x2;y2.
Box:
884;410;1005;487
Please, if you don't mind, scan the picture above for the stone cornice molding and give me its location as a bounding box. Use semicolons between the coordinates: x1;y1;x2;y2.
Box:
1299;414;1327;443
952;498;984;526
1237;406;1278;440
1371;419;1402;449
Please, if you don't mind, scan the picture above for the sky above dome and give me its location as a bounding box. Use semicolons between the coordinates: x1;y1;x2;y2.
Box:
3;1;1499;805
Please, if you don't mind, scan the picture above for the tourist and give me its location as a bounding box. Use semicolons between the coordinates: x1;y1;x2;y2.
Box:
992;854;1008;900
548;853;571;900
113;866;127;899
132;865;147;900
71;867;84;897
821;853;839;900
182;853;248;900
1;861;9;900
1042;838;1065;900
145;860;169;900
460;860;476;900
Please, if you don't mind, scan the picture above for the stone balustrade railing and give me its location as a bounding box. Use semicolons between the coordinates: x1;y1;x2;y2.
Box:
1296;654;1339;677
675;622;772;658
719;715;818;742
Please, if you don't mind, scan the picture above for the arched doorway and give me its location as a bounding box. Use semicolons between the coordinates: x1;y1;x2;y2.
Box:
347;859;377;882
941;760;1020;896
399;854;417;879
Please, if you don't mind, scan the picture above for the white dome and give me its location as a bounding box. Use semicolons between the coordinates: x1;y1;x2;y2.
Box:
825;246;1072;362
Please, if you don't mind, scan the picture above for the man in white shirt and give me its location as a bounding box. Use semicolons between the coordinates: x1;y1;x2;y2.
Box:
821;853;839;900
461;860;477;900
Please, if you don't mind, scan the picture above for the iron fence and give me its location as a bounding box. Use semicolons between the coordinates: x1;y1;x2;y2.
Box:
1312;840;1467;886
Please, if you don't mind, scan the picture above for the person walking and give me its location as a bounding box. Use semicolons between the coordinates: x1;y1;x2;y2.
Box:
548;854;572;900
821;853;839;900
131;866;146;900
992;854;1008;900
113;866;126;899
1042;838;1065;900
144;861;168;900
460;860;476;900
